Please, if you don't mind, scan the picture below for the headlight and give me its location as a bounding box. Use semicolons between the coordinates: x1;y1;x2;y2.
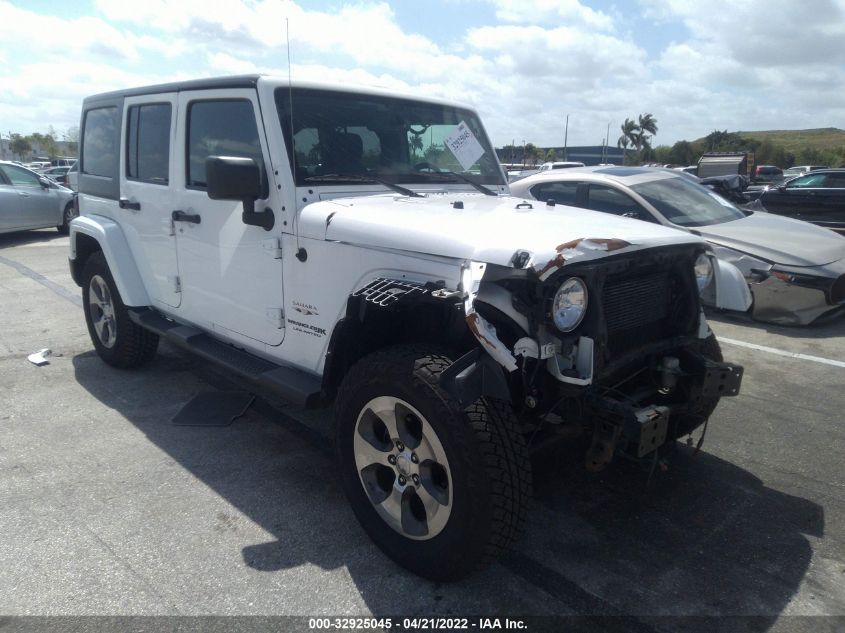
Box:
694;253;714;292
552;277;588;332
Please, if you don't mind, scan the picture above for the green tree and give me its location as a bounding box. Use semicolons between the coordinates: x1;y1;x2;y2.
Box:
10;134;31;160
617;118;637;148
523;142;541;166
64;126;79;156
544;148;557;162
409;133;423;158
636;113;658;151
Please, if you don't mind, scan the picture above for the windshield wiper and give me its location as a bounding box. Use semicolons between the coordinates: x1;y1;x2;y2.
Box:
415;169;498;196
303;173;423;198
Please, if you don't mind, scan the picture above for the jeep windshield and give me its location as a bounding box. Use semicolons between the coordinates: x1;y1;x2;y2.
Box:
275;87;505;188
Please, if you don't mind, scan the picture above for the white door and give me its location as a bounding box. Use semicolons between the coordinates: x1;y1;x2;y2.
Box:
173;89;285;346
119;94;182;308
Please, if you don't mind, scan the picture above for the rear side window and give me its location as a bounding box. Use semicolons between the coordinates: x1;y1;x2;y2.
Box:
127;103;171;185
82;107;117;178
186;99;266;194
588;184;647;217
823;173;845;188
530;181;580;206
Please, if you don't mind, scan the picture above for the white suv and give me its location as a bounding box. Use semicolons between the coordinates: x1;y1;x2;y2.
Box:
69;75;747;579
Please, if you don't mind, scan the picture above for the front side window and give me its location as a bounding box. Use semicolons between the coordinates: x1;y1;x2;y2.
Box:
82;106;117;178
275;88;505;187
0;164;41;187
530;181;580;206
187;99;266;194
788;173;827;188
631;176;745;227
127;103;171;185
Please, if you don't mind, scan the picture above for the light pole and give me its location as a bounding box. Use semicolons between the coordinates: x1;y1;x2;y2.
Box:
563;114;569;161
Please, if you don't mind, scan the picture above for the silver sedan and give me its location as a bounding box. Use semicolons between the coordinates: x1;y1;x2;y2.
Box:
0;161;77;234
510;166;845;325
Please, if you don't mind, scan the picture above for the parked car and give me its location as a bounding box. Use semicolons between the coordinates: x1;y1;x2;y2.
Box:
752;165;783;184
757;169;845;236
41;165;73;187
0;161;77;234
68;75;747;580
510;167;845;325
538;161;585;171
782;165;828;179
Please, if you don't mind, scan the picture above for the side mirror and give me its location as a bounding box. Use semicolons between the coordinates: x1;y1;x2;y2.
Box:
38;177;52;189
205;156;274;231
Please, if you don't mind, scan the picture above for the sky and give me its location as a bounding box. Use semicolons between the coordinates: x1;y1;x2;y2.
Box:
1;0;844;148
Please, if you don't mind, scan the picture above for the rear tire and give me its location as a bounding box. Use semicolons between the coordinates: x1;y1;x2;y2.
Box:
335;345;531;580
82;251;159;368
57;202;76;234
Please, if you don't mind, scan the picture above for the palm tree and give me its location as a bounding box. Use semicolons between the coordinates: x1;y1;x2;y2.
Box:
636;113;658;154
638;113;658;137
617;118;637;165
617;118;637;148
409;133;424;158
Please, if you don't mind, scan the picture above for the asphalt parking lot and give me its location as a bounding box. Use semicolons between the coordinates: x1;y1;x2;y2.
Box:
2;229;845;632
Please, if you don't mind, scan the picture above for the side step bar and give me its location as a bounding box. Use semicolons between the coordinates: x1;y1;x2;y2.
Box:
129;308;323;408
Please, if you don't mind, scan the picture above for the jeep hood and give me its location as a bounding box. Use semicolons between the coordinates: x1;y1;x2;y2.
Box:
300;193;703;273
696;211;845;267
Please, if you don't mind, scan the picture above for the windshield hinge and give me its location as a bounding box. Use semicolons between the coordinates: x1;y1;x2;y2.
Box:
262;237;283;259
266;308;285;329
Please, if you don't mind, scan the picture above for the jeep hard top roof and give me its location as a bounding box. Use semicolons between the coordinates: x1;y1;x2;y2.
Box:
82;74;474;111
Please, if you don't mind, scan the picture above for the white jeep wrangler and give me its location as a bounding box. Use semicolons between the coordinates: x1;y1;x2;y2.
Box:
69;75;748;580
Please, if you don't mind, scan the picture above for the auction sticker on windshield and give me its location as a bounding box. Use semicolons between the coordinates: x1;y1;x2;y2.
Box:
445;121;485;170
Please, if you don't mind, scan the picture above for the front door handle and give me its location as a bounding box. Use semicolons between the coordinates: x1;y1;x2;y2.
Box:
18;192;30;198
172;210;201;224
119;198;141;210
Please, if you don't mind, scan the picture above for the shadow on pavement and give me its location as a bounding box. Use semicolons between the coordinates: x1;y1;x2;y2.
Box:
0;228;64;249
524;446;823;629
71;348;823;625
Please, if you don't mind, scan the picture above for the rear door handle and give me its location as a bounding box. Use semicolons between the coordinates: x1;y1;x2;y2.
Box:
18;192;30;198
119;198;141;210
172;210;201;224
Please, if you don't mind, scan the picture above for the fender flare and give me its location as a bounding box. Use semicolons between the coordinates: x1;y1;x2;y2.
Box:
709;256;752;312
69;215;151;307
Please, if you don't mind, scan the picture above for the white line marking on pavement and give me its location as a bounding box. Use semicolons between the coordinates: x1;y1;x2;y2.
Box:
719;337;845;368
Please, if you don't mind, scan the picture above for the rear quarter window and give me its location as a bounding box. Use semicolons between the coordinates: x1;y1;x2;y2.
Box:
82;107;118;178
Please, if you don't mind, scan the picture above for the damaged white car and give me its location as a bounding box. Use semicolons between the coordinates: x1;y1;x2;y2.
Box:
69;76;747;580
511;167;845;325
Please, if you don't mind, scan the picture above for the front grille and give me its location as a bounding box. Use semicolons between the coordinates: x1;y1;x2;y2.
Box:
602;271;672;352
831;274;845;304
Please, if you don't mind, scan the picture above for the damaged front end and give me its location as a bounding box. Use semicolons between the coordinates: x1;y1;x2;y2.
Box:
709;245;845;325
442;241;745;470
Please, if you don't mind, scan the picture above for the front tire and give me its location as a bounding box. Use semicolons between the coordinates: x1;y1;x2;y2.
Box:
335;345;531;580
82;251;159;368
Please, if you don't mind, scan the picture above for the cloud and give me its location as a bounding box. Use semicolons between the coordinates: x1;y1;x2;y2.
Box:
2;0;845;148
488;0;615;30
